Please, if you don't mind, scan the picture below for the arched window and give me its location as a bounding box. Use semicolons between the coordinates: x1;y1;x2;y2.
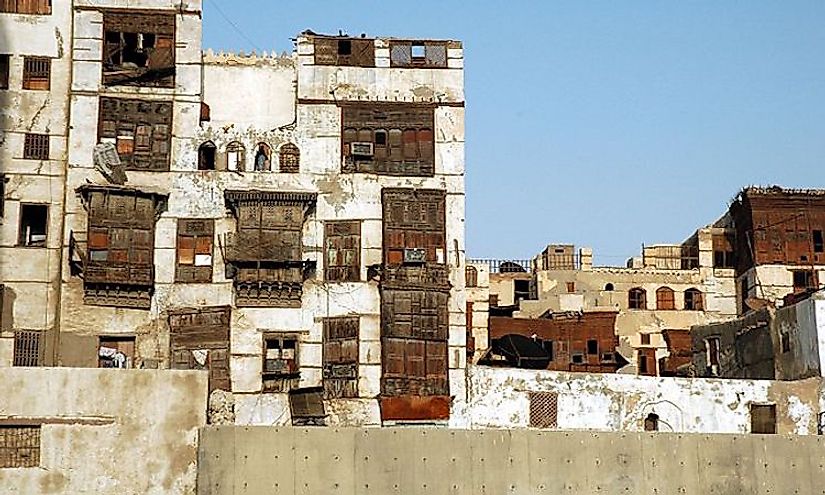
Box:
685;288;704;310
279;143;300;173
604;283;614;291
226;141;245;171
466;266;478;288
656;287;675;310
628;288;647;309
253;143;271;171
198;141;216;170
644;413;659;431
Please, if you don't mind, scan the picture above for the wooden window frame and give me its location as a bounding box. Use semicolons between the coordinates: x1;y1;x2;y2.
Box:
175;219;214;283
322;317;359;399
640;333;651;346
23;133;49;160
98;97;173;171
628;288;647;310
0;0;51;14
750;403;777;434
656;287;675;310
102;11;175;88
684;288;704;311
792;269;817;293
262;333;300;392
279;143;300;173
98;335;135;368
324;220;361;282
226;141;245;171
465;265;478;288
22;56;50;90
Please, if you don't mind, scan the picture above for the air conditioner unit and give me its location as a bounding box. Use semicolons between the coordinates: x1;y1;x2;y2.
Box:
350;142;374;157
403;248;427;264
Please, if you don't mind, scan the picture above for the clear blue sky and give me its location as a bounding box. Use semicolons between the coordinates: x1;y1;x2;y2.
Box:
202;1;825;265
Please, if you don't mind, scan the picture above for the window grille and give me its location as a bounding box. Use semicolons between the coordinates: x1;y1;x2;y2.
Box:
529;392;558;429
23;133;49;160
22;57;50;90
0;426;40;468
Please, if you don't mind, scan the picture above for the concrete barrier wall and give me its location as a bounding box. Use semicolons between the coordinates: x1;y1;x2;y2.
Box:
198;426;825;495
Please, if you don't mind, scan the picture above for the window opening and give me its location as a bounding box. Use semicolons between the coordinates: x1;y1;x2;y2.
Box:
528;392;558;429
198;141;216;170
571;353;584;364
176;219;214;283
706;336;721;370
324;221;360;282
0;55;9;89
22;56;49;90
542;340;554;361
103;12;175;87
226;141;245;171
322;317;359;399
566;281;575;293
638;353;648;374
640;333;651;346
337;39;352;56
411;43;425;59
13;330;42;366
644;413;659;431
98;336;135;368
604;283;614;291
279;143;300;173
18;204;47;247
253;143;271;171
262;334;299;392
792;270;817;293
814;230;824;253
586;339;598;355
23;133;49;160
781;332;791;353
465;265;478;288
684;288;704;310
750;404;777;434
628;288;647;309
656;287;675;310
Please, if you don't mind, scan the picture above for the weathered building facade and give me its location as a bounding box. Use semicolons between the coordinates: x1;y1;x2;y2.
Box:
1;1;467;426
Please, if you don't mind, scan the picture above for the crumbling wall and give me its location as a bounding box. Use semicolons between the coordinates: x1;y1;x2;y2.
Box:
0;367;207;494
464;365;821;434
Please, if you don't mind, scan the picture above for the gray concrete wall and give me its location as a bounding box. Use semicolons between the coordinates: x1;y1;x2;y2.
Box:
0;368;208;495
198;426;825;495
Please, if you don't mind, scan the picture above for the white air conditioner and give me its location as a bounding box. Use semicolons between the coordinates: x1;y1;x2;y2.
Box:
350;142;374;157
403;248;427;264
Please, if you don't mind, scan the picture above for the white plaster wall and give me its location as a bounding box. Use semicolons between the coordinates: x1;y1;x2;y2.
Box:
466;365;821;434
0;367;207;495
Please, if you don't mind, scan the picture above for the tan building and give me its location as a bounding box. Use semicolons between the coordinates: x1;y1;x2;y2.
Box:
1;1;467;427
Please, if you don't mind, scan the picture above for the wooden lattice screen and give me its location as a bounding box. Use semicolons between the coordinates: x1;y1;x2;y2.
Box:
13;331;42;366
0;426;40;468
529;392;558;429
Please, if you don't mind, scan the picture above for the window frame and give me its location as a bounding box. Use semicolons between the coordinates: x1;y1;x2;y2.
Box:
0;425;41;468
17;203;48;247
0;54;9;90
465;265;478;288
628;287;647;309
22;56;50;90
655;287;675;310
0;0;51;15
324;220;361;282
684;288;704;311
750;403;777;434
279;143;300;173
23;133;49;160
175;218;214;283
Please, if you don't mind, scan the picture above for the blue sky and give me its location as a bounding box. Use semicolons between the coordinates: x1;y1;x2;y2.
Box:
202;1;825;265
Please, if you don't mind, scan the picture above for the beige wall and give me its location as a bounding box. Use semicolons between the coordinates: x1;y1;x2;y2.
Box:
198;427;825;495
0;367;207;495
466;261;490;357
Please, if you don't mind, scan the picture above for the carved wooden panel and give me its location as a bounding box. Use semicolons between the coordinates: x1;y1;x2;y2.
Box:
323;317;359;399
313;38;374;67
99;97;173;170
176;219;214;283
169;307;231;392
325;221;360;282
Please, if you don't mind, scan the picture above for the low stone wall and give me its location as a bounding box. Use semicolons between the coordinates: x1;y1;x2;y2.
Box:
198;426;825;494
0;368;207;495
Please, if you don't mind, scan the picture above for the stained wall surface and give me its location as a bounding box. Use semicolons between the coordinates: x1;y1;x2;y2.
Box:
197;426;825;495
0;367;207;495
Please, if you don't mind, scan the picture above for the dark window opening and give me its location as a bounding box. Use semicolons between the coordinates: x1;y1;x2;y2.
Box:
566;281;575;293
628;288;647;309
684;288;704;311
18;204;47;247
814;230;824;253
542;340;554;361
640;333;651;346
601;352;615;362
604;283;614;291
0;174;6;217
98;336;135;368
514;279;530;303
781;332;791;354
740;277;750;313
714;250;735;268
571;353;584;364
0;54;9;89
644;413;659;431
22;56;50;90
23;133;49;160
374;130;387;145
254;143;271;171
103;12;175;87
638;354;648;374
586;339;598;355
337;39;352;55
750;404;777;434
792;270;817;293
198;141;216;170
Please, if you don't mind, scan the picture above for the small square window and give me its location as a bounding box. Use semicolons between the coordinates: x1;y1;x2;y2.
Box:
338;40;352;56
18;204;48;247
640;333;651;346
571;353;584;364
411;43;425;59
22;56;50;90
586;339;598;355
750;404;776;434
98;336;135;368
23;133;49;160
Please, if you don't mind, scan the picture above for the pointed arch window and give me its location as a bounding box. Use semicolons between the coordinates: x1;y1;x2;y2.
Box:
226;141;246;171
198;141;216;170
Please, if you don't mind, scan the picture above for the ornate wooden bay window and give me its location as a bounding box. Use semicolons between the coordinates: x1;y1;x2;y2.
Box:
77;185;167;309
224;190;316;307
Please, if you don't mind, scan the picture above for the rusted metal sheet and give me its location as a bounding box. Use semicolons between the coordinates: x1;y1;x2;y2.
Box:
341;104;435;176
379;396;450;421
